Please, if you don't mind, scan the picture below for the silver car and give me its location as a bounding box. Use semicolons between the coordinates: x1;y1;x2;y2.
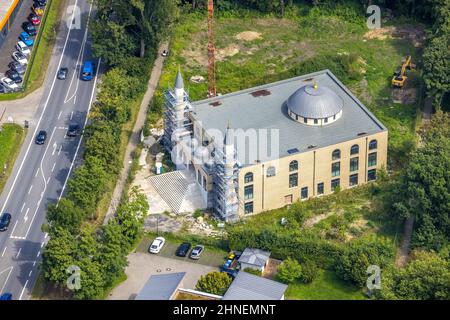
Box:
189;245;204;260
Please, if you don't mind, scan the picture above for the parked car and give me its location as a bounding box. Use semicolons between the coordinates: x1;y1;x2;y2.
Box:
0;293;12;300
19;32;34;46
1;77;19;91
9;61;26;75
0;84;8;94
80;60;94;81
16;41;31;56
12;51;28;65
148;237;166;254
35;130;47;145
34;0;47;6
6;70;22;84
0;213;12;232
28;13;41;26
57;67;68;80
67;123;80;137
176;242;192;257
22;22;37;36
189;245;204;260
32;4;44;16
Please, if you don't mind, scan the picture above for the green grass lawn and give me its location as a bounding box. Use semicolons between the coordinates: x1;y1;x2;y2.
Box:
0;124;26;194
286;269;366;300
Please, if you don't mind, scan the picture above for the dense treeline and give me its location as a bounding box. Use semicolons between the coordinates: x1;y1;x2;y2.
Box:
389;110;450;251
41;0;178;299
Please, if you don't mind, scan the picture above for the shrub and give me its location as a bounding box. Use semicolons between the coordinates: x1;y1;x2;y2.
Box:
299;260;319;284
277;258;302;284
196;271;232;296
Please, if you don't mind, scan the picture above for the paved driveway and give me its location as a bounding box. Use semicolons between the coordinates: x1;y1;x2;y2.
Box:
107;252;218;300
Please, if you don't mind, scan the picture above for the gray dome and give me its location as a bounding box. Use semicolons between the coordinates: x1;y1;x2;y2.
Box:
287;84;343;119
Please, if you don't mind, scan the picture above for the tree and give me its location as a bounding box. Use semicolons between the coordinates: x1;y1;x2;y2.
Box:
299;260;319;283
46;199;85;234
391;110;450;250
377;250;450;300
277;257;303;284
41;227;77;285
335;236;394;287
196;271;232;295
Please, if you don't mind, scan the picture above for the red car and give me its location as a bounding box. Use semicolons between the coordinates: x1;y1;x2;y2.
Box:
28;13;41;25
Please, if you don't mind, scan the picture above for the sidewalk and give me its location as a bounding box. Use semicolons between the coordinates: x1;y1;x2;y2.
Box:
104;42;169;224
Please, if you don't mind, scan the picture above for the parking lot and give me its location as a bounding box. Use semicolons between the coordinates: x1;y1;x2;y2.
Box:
107;252;219;300
137;236;227;268
0;0;45;92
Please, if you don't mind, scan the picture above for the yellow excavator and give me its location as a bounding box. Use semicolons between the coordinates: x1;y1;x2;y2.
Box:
392;56;415;88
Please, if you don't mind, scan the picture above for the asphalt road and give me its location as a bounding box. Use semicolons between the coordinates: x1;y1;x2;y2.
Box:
0;0;100;300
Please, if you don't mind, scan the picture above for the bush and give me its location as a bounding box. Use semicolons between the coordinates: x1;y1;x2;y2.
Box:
277;258;302;284
196;271;232;296
299;260;319;284
334;235;394;287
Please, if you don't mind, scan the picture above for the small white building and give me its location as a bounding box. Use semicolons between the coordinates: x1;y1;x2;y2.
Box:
238;248;271;272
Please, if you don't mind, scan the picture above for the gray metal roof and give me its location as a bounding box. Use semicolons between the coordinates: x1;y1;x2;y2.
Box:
191;70;387;164
223;271;288;300
238;248;270;267
135;272;185;300
174;69;184;89
287;84;343;118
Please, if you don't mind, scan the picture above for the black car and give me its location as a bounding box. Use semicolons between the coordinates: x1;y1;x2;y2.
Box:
35;130;47;145
22;22;37;36
34;0;47;6
0;213;12;232
9;61;26;75
67;123;79;137
6;70;22;84
176;242;192;257
57;67;68;80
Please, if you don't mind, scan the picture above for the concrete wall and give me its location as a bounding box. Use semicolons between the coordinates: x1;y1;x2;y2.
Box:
238;130;388;216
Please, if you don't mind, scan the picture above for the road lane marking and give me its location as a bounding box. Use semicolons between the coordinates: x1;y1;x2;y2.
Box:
16;248;21;259
10;220;18;237
20;202;26;213
0;0;80;216
52;142;57;156
35;169;39;177
24;208;30;222
64;27;88;104
58;111;62;119
1;247;6;257
70;111;73;120
44;233;48;239
58;145;62;155
58;57;101;204
46;177;51;184
32;261;36;267
0;267;13;294
28;270;32;277
19;280;28;300
36;251;40;258
51;162;56;172
27;185;33;195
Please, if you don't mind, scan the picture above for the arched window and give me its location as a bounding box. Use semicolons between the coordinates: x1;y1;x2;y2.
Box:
267;166;276;177
369;139;377;150
350;144;359;155
289;160;298;172
332;149;341;161
244;172;253;184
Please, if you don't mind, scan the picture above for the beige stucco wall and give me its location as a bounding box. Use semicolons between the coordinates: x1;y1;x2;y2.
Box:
237;130;388;216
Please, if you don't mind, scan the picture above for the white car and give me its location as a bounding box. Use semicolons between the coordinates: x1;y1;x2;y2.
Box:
12;51;28;65
15;41;31;56
0;77;18;91
148;237;165;254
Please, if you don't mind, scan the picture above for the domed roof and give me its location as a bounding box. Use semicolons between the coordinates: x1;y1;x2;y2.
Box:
287;84;343;119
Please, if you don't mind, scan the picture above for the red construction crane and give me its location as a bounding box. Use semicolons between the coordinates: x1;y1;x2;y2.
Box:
207;0;217;98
